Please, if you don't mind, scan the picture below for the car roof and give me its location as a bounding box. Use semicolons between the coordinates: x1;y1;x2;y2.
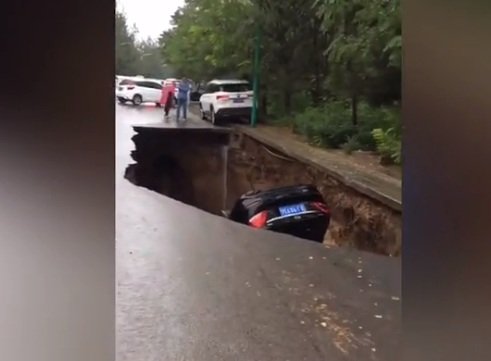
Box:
134;79;161;84
209;79;249;85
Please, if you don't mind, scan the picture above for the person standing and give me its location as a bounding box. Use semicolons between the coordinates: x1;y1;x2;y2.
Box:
160;81;176;119
176;78;191;122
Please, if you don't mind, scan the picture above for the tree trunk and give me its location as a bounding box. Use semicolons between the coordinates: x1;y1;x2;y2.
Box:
260;89;268;119
284;88;292;114
311;19;322;106
312;73;321;106
351;94;358;126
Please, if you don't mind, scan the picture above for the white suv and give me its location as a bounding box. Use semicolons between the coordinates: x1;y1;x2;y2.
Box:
116;79;163;106
199;79;253;125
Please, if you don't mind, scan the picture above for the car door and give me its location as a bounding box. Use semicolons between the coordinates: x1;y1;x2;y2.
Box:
135;81;150;102
148;82;162;102
199;83;210;112
201;83;216;115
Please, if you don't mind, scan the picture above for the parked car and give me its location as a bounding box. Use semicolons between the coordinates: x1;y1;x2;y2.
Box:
116;79;163;106
164;78;179;84
116;75;140;86
118;78;136;86
190;82;206;101
225;184;331;243
199;79;253;125
146;77;165;85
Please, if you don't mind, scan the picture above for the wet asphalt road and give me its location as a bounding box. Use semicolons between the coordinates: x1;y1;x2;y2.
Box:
116;103;401;360
116;102;208;172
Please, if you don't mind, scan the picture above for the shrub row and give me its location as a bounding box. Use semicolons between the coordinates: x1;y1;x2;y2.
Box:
288;101;401;164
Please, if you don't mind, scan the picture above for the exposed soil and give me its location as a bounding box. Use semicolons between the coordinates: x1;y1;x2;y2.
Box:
227;135;401;256
126;128;229;215
126;124;401;257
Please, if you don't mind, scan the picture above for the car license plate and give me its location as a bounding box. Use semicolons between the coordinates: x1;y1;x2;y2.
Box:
233;99;244;103
278;203;307;217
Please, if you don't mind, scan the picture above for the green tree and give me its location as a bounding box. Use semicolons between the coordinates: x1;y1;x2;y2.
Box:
115;11;141;75
315;0;401;123
156;0;401;160
159;0;400;128
137;38;171;78
159;0;254;81
252;0;328;113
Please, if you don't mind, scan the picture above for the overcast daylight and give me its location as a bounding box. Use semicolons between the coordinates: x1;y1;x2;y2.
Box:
117;0;185;40
115;0;402;359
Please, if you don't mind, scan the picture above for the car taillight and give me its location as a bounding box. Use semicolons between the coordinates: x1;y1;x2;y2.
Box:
312;202;330;215
217;95;229;101
249;211;268;228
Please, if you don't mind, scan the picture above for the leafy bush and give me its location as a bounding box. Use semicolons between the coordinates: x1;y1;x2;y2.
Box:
292;106;324;136
287;100;401;164
357;102;400;150
341;135;362;155
292;102;356;148
372;128;401;164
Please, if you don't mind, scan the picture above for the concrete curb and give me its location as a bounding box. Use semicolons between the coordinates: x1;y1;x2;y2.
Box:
237;126;402;213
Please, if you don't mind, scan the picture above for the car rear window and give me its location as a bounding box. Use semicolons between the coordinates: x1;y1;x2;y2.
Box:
120;79;135;85
134;81;162;89
148;82;163;89
219;83;251;92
